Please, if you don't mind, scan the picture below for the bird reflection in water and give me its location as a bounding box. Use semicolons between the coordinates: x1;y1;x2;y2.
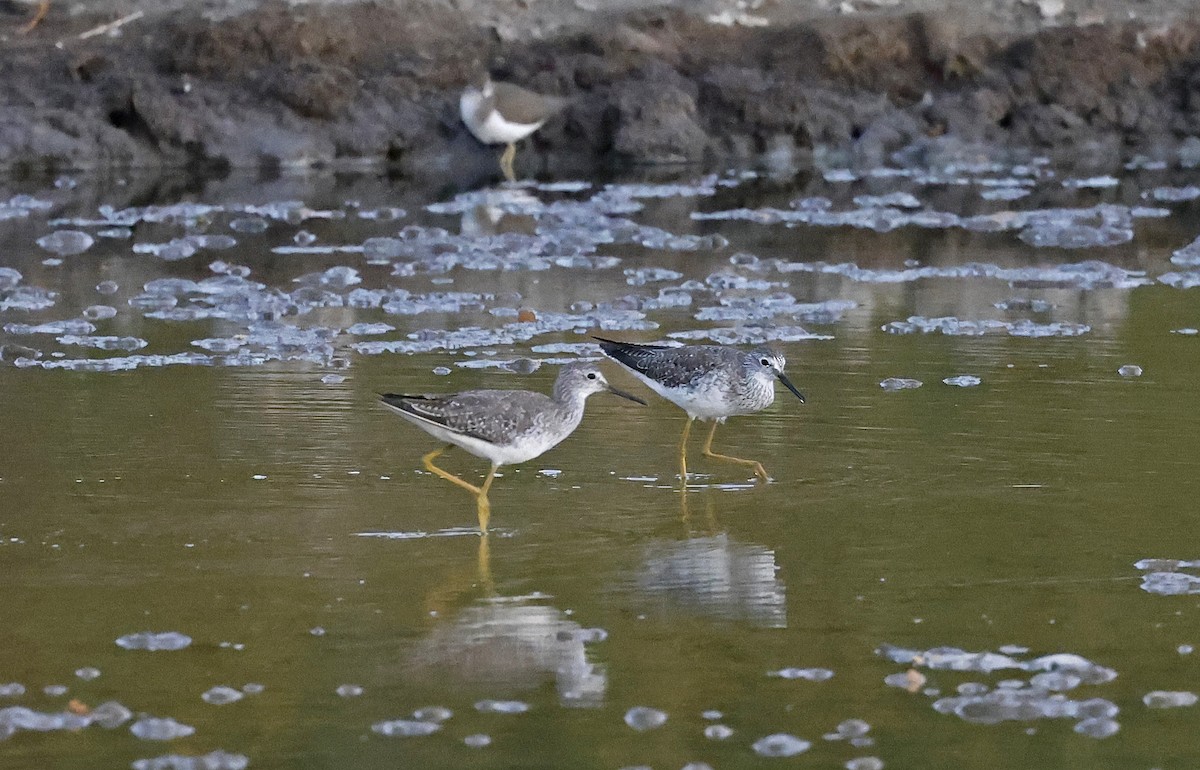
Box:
409;536;607;707
634;494;787;628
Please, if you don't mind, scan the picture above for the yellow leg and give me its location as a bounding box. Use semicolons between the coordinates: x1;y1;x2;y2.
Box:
701;422;769;482
500;142;517;182
476;532;494;594
476;464;498;533
20;0;50;34
679;417;693;483
422;444;484;494
422;446;498;532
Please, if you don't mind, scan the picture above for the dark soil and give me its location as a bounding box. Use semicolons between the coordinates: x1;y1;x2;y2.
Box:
1;1;1199;181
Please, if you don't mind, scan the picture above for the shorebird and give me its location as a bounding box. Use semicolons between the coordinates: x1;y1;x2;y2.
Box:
594;337;805;483
460;73;569;182
380;361;645;531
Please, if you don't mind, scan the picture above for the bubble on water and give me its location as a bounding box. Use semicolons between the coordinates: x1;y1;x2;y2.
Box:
463;733;492;748
696;296;854;325
1149;185;1200;202
701;709;723;720
134;238;198;261
625;267;683;286
880;378;922;391
58;335;148;352
943;375;982;387
357;206;407;221
980;187;1030;201
1160;271;1200;289
1061;175;1118;189
1139;571;1200;595
681;764;714;770
130;716;196;740
320;374;346;385
1073;718;1119;739
294;230;317;246
624;706;668;731
846;758;884;770
1171;235;1200;266
412;706;452;722
752;733;811;757
1117;364;1142;377
877;644;1115;680
82;305;118;321
191;338;245;354
74;667;101;681
241;683;265;695
309;626;326;637
230;217;269;233
336;684;363;698
1179;644;1194;655
0;267;22;290
345;323;394;336
5;319;96;336
1029;672;1081;691
824;168;859;182
1143;691;1198;708
202;686;244;705
37;230;94;255
432;366;452;375
836;719;871;738
476;700;530;715
372;719;441;737
769;667;834;681
97;227;133;239
0;286;58;312
884;316;1088;337
90;700;133;729
0;683;26;697
116;631;192;651
855;192;921;209
0;705;90;736
704;724;734;740
1135;558;1200;571
43;684;68;696
131;750;250;770
1173;328;1199;335
994;298;1053;313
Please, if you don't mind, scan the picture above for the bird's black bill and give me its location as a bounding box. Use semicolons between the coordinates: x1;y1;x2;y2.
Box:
776;372;806;403
607;385;648;405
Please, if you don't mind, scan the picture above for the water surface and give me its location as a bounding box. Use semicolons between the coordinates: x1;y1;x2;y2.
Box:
2;163;1200;768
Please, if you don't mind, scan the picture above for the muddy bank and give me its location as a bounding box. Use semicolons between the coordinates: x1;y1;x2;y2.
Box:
0;1;1199;181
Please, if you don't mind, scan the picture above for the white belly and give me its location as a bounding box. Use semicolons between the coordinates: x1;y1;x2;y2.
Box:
392;406;573;467
460;91;543;145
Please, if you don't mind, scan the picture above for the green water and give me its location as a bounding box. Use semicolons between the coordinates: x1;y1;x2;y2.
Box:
2;171;1200;769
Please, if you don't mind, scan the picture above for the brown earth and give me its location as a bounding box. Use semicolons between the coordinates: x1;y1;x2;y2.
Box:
0;0;1199;182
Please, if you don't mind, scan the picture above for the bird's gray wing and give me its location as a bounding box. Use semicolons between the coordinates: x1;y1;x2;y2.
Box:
380;390;549;446
492;81;568;125
595;338;737;389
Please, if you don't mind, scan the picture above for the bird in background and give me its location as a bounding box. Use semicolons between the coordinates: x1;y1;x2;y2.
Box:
460;72;569;182
594;337;806;483
380;361;645;532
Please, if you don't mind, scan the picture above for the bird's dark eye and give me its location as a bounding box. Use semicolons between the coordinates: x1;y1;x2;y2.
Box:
760;358;771;366
586;372;597;380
